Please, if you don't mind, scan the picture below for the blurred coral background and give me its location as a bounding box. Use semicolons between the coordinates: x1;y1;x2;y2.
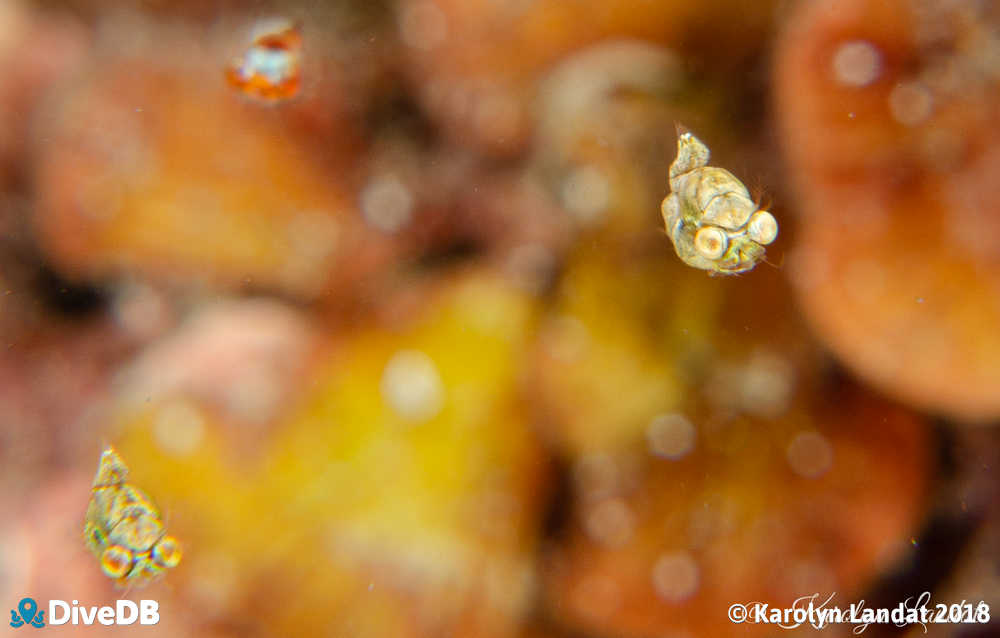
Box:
1;0;998;636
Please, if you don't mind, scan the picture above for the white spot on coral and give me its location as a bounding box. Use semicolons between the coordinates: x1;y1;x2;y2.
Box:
786;431;834;478
740;351;795;419
153;399;205;457
561;165;610;225
381;350;445;422
360;173;414;233
585;498;635;547
111;282;172;340
647;413;696;460
831;40;882;87
651;551;700;603
889;81;933;126
704;352;794;419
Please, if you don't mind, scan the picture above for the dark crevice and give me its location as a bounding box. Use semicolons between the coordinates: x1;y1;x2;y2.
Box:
411;239;483;272
540;453;574;543
33;265;107;317
858;424;985;637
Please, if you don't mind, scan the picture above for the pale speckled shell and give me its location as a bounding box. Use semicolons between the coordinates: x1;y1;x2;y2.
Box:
662;129;775;274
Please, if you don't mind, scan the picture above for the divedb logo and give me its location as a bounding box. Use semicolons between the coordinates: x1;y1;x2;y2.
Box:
9;597;160;628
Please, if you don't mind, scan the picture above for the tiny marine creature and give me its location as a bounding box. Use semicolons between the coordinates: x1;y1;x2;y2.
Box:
83;447;181;588
661;125;777;274
225;18;302;102
9;598;45;628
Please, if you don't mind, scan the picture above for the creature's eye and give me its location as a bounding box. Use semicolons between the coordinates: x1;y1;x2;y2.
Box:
747;210;778;245
100;545;134;579
152;535;183;569
694;226;729;259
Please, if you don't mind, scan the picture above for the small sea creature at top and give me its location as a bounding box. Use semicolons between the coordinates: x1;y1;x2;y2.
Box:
661;125;777;274
83;446;182;588
225;17;302;102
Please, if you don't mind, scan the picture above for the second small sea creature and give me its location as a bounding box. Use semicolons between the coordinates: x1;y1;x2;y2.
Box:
83;447;182;588
661;126;777;274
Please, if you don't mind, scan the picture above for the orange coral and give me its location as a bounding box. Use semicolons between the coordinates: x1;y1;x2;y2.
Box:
546;386;930;638
397;0;780;156
531;235;931;637
30;19;390;301
775;0;1000;422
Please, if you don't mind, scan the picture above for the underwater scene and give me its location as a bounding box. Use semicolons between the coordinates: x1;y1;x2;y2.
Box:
0;0;998;636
